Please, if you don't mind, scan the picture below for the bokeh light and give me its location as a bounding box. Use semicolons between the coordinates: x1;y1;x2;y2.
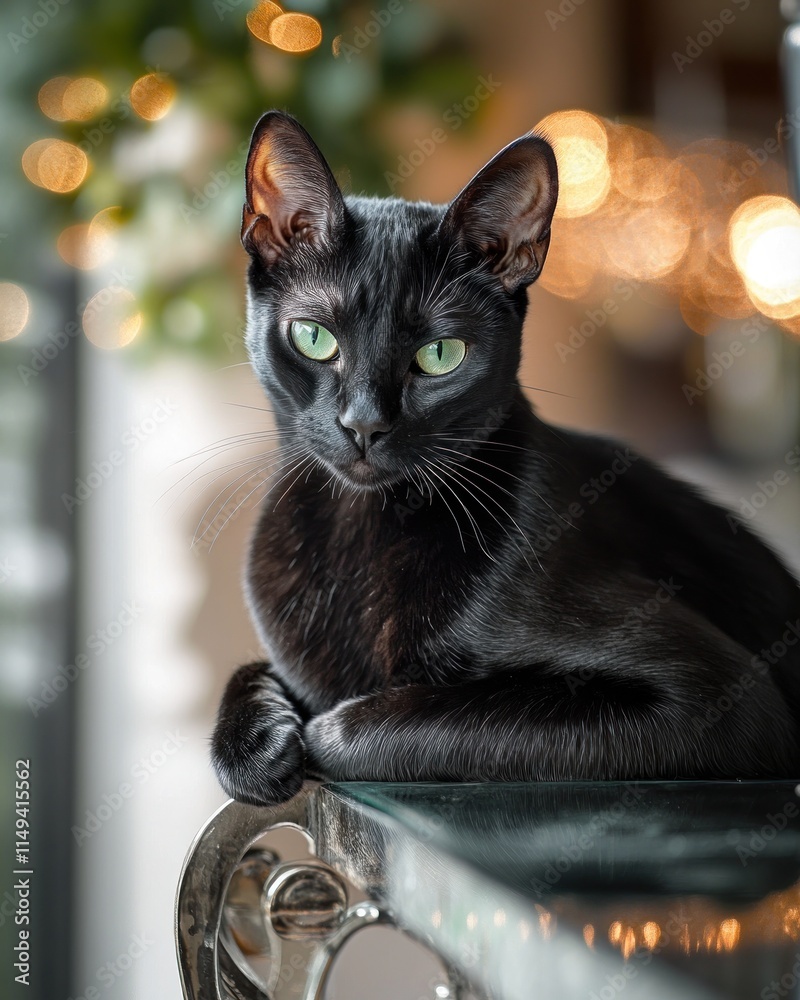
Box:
38;76;108;121
269;13;323;53
718;919;741;951
82;287;142;349
0;282;30;341
57;207;121;270
642;922;661;949
537;110;610;219
246;1;284;42
37;76;74;121
62;78;108;120
21;139;89;193
729;196;800;320
530;108;800;338
130;73;176;121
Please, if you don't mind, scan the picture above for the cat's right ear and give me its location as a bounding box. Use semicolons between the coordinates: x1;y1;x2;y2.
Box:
439;133;558;293
241;111;346;265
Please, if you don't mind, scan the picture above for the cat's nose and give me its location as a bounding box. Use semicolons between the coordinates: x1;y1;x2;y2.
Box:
338;405;392;454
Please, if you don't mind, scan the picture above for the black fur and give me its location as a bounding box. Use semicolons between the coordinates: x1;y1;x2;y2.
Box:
211;111;800;805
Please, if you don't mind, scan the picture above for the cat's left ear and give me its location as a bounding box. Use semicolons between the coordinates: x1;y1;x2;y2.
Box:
242;110;346;265
439;133;558;293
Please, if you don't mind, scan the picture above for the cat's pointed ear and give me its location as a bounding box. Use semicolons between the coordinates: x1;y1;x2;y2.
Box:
439;133;558;293
241;111;346;264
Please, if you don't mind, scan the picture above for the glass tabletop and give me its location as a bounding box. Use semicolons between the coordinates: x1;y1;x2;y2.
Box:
315;781;800;1000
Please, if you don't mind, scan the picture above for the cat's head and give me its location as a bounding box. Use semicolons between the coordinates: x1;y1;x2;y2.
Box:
241;110;557;492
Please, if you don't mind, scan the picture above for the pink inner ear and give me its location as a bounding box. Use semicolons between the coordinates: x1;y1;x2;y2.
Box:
247;134;286;219
242;116;345;262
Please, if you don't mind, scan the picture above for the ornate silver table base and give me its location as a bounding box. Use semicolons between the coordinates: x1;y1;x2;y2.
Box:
175;785;467;1000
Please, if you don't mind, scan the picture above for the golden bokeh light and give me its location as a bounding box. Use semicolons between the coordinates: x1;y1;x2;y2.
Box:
38;76;108;121
582;924;595;948
604;200;691;281
642;921;661;949
537;110;610;219
22;139;89;193
729;196;800;319
82;287;142;349
268;12;323;53
608;920;623;945
680;291;719;336
537;220;597;300
779;314;800;337
62;77;108;120
613;156;675;204
246;1;284;42
718;918;740;951
0;282;30;342
57;207;121;270
621;926;637;960
38;76;74;121
130;73;176;121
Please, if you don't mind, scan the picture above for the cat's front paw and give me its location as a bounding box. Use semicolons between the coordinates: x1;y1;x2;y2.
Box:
305;695;368;781
211;663;305;806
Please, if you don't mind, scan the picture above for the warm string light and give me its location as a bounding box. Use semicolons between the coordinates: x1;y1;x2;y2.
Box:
82;286;142;350
39;76;108;121
729;196;800;322
22;138;89;193
246;1;323;53
57;207;121;270
23;65;180;352
130;72;176;121
0;283;30;341
534;109;800;338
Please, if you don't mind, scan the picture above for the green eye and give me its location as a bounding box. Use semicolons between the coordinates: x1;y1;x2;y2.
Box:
415;338;466;376
290;320;338;361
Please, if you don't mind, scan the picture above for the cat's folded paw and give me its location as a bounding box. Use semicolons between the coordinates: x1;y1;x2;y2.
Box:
211;663;305;806
304;696;366;781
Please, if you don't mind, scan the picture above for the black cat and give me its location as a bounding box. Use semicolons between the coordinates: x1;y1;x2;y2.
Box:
211;110;800;806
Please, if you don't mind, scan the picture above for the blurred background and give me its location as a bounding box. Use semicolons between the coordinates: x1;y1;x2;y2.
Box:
1;0;800;997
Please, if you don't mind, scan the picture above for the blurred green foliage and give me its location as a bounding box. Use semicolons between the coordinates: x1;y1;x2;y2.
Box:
2;0;479;360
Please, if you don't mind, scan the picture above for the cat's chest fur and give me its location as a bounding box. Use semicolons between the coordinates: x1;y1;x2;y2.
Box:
245;474;474;713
